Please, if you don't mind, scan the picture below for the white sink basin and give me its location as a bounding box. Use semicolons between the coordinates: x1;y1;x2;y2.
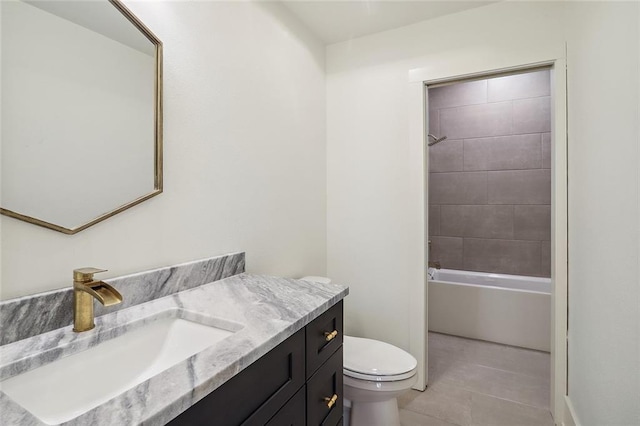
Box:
0;310;241;425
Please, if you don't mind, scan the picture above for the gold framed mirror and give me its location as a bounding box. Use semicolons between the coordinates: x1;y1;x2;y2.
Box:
0;0;163;234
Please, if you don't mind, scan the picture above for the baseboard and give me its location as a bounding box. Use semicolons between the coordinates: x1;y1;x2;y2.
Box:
562;396;580;426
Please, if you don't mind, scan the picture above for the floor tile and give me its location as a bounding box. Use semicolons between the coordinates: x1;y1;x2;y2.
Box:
398;383;472;425
470;393;554;426
429;332;550;379
427;333;551;410
433;358;549;409
400;408;461;426
398;333;553;425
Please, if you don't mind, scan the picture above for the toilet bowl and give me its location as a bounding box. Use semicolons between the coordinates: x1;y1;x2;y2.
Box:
300;276;418;426
343;335;417;426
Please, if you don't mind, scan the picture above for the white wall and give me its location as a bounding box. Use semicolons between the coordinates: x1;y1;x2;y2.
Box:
326;1;639;424
565;3;639;424
0;1;327;299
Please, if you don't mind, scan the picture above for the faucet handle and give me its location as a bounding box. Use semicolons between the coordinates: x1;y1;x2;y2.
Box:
73;267;108;282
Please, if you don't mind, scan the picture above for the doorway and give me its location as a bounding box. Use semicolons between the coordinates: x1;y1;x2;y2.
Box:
408;59;568;423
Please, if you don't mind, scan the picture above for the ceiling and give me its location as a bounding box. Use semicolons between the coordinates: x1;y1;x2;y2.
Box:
280;1;497;45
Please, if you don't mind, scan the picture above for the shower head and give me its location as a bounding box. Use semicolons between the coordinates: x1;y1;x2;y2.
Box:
427;134;447;146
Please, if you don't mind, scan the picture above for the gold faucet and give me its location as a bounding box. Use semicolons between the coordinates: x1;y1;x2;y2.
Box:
73;268;122;332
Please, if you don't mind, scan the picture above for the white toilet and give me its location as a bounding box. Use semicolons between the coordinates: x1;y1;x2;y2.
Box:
300;276;418;426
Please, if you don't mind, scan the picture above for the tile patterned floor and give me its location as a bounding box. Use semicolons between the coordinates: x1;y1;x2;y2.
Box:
398;333;554;426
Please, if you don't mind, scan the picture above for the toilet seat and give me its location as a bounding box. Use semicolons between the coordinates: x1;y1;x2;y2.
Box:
343;336;417;382
344;368;416;382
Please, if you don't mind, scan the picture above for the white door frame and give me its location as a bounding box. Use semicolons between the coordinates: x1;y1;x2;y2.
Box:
407;46;568;422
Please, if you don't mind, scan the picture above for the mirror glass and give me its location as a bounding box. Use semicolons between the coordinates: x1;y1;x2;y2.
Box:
1;0;162;234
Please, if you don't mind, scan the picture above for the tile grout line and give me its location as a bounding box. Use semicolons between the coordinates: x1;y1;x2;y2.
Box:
451;356;551;381
432;379;552;413
400;407;465;426
430;359;552;382
435;94;551;113
430;342;552;378
422;378;554;412
540;132;544;169
442;130;553;140
430;168;552;173
430;350;552;377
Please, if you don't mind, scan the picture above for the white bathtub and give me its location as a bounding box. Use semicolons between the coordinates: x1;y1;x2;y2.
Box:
428;268;551;352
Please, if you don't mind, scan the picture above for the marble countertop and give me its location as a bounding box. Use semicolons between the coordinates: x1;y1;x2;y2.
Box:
0;273;348;425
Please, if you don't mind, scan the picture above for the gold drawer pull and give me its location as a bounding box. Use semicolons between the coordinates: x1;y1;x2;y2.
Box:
324;330;338;342
324;394;338;409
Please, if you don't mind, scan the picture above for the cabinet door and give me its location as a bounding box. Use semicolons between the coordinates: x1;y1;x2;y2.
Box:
306;301;343;378
168;329;305;426
265;386;306;426
306;346;343;426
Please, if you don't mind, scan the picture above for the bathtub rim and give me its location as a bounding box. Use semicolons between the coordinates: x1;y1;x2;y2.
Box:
429;279;550;296
429;268;552;294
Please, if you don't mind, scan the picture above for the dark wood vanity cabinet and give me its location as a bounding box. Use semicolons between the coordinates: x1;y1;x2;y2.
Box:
168;301;343;426
265;387;306;426
306;347;343;426
305;301;344;426
305;301;343;378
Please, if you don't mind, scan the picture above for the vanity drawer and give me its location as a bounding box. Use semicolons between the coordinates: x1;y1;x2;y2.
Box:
306;346;343;426
306;301;343;379
265;386;306;426
168;328;305;426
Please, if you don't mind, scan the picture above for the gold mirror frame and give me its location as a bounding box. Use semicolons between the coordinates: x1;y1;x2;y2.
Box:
0;0;163;235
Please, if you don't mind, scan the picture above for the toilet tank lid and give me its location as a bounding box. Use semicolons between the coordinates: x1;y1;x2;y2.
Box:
300;276;332;284
343;335;417;376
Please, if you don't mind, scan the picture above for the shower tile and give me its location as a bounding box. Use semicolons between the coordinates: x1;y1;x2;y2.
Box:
440;102;512;139
463;238;541;276
429;139;463;172
440;205;514;239
514;205;551;241
487;69;551;102
463;134;542;171
428;79;487;110
430;205;441;236
542;133;551;169
430;236;463;269
429;109;440;137
429;172;487;205
541;241;551;277
513;97;551;134
487;170;551;205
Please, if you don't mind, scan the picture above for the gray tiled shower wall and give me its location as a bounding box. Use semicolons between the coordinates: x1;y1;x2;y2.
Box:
428;69;551;277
